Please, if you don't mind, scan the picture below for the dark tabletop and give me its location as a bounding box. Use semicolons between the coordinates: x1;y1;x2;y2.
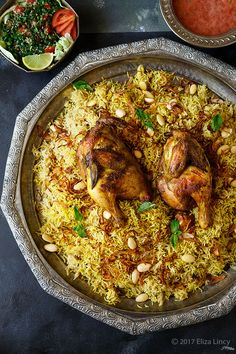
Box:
0;1;236;353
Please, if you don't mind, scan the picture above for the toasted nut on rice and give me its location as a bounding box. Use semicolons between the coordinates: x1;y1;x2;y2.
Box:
128;237;137;250
44;244;58;252
115;108;126;118
144;91;154;99
231;146;236;154
136;293;149;302
42;234;53;243
73;181;86;190
189;84;197;95
144;97;154;103
131;269;140;284
221;127;232;138
139;81;147;91
103;210;111;219
181;254;195;263
134;150;142;159
147;128;154;137
137;263;151;272
87;99;96;107
156;114;165;126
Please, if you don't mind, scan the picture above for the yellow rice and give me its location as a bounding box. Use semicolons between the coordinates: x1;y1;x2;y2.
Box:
33;65;236;306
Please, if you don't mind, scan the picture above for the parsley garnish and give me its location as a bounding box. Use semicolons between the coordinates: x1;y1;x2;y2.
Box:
73;79;93;92
170;219;181;249
137;201;156;213
211;113;223;132
136;108;154;130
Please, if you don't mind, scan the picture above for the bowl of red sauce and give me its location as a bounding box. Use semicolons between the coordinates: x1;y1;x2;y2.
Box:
160;0;236;48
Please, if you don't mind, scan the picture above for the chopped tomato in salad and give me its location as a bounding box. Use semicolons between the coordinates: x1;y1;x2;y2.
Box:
52;8;77;40
0;0;78;66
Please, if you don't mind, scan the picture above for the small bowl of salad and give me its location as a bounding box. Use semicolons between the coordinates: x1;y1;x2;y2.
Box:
0;0;79;72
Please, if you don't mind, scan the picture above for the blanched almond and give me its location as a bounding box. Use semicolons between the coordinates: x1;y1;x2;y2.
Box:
221;127;232;138
42;234;53;243
156;114;165;126
128;237;137;250
231;146;236;154
73;181;86;190
115;108;126;118
144;91;154;98
87;99;96;107
139;81;147;91
136;293;148;302
137;263;151;272
181;254;195;263
189;84;197;95
182;232;194;240
103;210;111;219
44;244;58;252
144;97;154;103
131;269;139;284
147;128;154;137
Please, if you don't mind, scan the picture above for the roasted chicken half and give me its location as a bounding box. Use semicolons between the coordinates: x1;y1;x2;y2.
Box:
77;117;151;226
158;131;212;228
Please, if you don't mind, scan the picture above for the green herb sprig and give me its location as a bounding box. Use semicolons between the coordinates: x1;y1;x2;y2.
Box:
136;108;154;130
211;113;223;132
170;219;182;249
137;201;156;213
73;206;87;238
73;79;93;92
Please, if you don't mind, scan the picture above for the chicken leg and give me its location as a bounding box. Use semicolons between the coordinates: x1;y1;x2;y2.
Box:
158;131;212;228
77;117;152;226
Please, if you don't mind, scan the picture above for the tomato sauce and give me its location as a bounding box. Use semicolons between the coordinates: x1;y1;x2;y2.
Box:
172;0;236;36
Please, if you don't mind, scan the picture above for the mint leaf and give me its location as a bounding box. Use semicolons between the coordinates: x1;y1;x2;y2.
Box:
170;219;180;234
211;113;223;132
136;108;154;130
138;201;156;213
170;231;181;249
73;79;93;91
170;219;181;249
74;206;83;222
73;224;87;238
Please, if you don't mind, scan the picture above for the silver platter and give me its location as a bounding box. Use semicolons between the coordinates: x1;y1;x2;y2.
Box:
1;38;236;334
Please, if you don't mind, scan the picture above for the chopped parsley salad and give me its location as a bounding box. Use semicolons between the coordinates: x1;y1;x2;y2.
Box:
0;0;78;70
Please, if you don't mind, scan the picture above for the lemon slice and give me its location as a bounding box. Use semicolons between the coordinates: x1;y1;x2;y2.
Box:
22;53;54;71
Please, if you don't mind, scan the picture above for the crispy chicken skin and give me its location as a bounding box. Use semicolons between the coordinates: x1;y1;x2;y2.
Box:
158;131;212;228
77;116;151;226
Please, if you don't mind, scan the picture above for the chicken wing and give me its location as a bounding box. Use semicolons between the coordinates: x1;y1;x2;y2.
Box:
158;131;212;228
77;117;152;226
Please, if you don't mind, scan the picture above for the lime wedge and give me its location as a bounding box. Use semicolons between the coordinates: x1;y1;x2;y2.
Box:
22;53;54;71
0;45;19;64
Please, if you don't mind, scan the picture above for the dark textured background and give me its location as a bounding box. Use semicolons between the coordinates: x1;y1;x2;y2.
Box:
0;0;236;353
